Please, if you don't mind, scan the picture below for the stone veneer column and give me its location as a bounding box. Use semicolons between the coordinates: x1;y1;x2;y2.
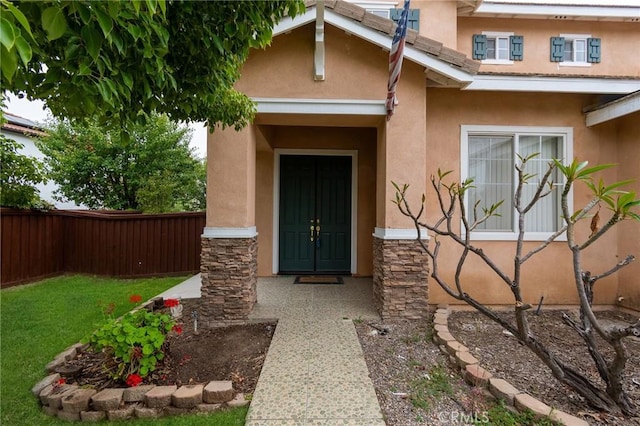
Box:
373;236;429;320
200;236;257;328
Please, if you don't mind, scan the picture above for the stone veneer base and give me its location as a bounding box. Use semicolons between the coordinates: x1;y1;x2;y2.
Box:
373;237;429;320
434;306;589;426
200;236;258;328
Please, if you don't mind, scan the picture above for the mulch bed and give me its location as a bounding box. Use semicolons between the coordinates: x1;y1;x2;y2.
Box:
448;309;640;425
59;299;275;395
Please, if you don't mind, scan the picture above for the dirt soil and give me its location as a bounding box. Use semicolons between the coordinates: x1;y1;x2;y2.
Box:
60;298;640;426
355;308;640;426
356;313;496;426
62;299;275;395
448;309;640;425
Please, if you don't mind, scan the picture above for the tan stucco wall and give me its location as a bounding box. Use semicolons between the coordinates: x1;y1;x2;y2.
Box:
380;63;427;229
254;126;377;277
236;24;389;100
424;89;634;306
206;14;639;308
206;125;256;228
615;112;640;311
458;17;640;77
415;0;457;49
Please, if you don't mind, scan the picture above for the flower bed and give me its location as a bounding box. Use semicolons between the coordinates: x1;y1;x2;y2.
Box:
31;296;249;421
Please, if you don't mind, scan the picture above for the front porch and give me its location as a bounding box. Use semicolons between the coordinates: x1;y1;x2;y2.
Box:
199;116;431;326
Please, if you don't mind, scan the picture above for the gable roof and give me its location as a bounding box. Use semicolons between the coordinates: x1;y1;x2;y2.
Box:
275;0;479;86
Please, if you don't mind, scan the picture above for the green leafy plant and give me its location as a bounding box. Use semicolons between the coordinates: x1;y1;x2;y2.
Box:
477;400;561;425
1;0;305;133
0;134;50;209
87;306;178;384
409;363;453;411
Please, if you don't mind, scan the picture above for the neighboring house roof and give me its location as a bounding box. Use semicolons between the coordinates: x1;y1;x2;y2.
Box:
280;0;479;87
1;112;46;137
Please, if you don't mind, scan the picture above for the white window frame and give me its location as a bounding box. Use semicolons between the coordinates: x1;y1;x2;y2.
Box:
366;8;391;18
347;1;397;18
559;33;592;67
482;31;514;65
460;125;573;241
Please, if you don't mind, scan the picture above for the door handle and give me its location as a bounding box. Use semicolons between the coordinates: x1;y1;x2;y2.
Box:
310;225;315;242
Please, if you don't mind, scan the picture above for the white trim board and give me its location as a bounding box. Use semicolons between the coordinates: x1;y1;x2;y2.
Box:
466;75;640;94
253;98;386;115
472;2;640;21
586;92;640;126
273;149;359;275
202;227;258;239
373;227;429;240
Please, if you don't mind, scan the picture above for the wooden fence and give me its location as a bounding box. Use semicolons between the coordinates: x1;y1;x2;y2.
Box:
1;209;206;288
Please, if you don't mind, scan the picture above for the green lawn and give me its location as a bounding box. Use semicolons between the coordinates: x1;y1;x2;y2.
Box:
0;275;248;425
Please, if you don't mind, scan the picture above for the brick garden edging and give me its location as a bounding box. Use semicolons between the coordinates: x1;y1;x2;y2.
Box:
32;298;249;422
32;371;248;421
434;306;589;426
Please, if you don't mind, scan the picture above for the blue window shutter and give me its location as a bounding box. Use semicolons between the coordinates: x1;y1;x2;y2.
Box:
391;8;419;31
510;35;523;61
473;34;487;60
550;37;565;62
587;38;601;63
407;9;419;31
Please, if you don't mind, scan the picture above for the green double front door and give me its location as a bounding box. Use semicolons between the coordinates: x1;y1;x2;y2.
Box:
279;155;352;274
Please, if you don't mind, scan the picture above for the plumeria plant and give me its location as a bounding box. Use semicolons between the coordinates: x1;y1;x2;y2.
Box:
87;295;183;387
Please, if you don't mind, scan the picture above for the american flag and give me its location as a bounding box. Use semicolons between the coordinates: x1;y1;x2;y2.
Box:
386;0;411;120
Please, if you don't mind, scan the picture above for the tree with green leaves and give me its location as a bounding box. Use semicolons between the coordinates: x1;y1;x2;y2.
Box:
0;133;49;209
394;156;639;416
38;114;205;212
1;0;304;131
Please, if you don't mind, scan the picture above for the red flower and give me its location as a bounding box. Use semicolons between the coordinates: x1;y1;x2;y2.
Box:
164;298;180;308
172;324;183;335
129;294;142;303
126;374;143;387
58;378;66;385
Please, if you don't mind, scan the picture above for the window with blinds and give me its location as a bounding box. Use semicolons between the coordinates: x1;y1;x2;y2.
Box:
461;126;573;240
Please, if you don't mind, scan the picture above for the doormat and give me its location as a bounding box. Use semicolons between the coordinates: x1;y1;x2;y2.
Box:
294;276;344;285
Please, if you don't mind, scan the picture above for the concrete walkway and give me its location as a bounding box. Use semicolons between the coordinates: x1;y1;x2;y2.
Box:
246;276;384;425
157;273;202;299
161;275;384;425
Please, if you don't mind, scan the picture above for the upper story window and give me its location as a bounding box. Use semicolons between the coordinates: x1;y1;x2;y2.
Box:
550;34;601;66
349;1;394;18
350;1;419;30
390;7;419;30
367;8;390;18
472;32;523;64
461;126;573;241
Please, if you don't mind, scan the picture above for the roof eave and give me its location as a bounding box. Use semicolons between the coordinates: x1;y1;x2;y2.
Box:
274;3;477;85
463;2;640;22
